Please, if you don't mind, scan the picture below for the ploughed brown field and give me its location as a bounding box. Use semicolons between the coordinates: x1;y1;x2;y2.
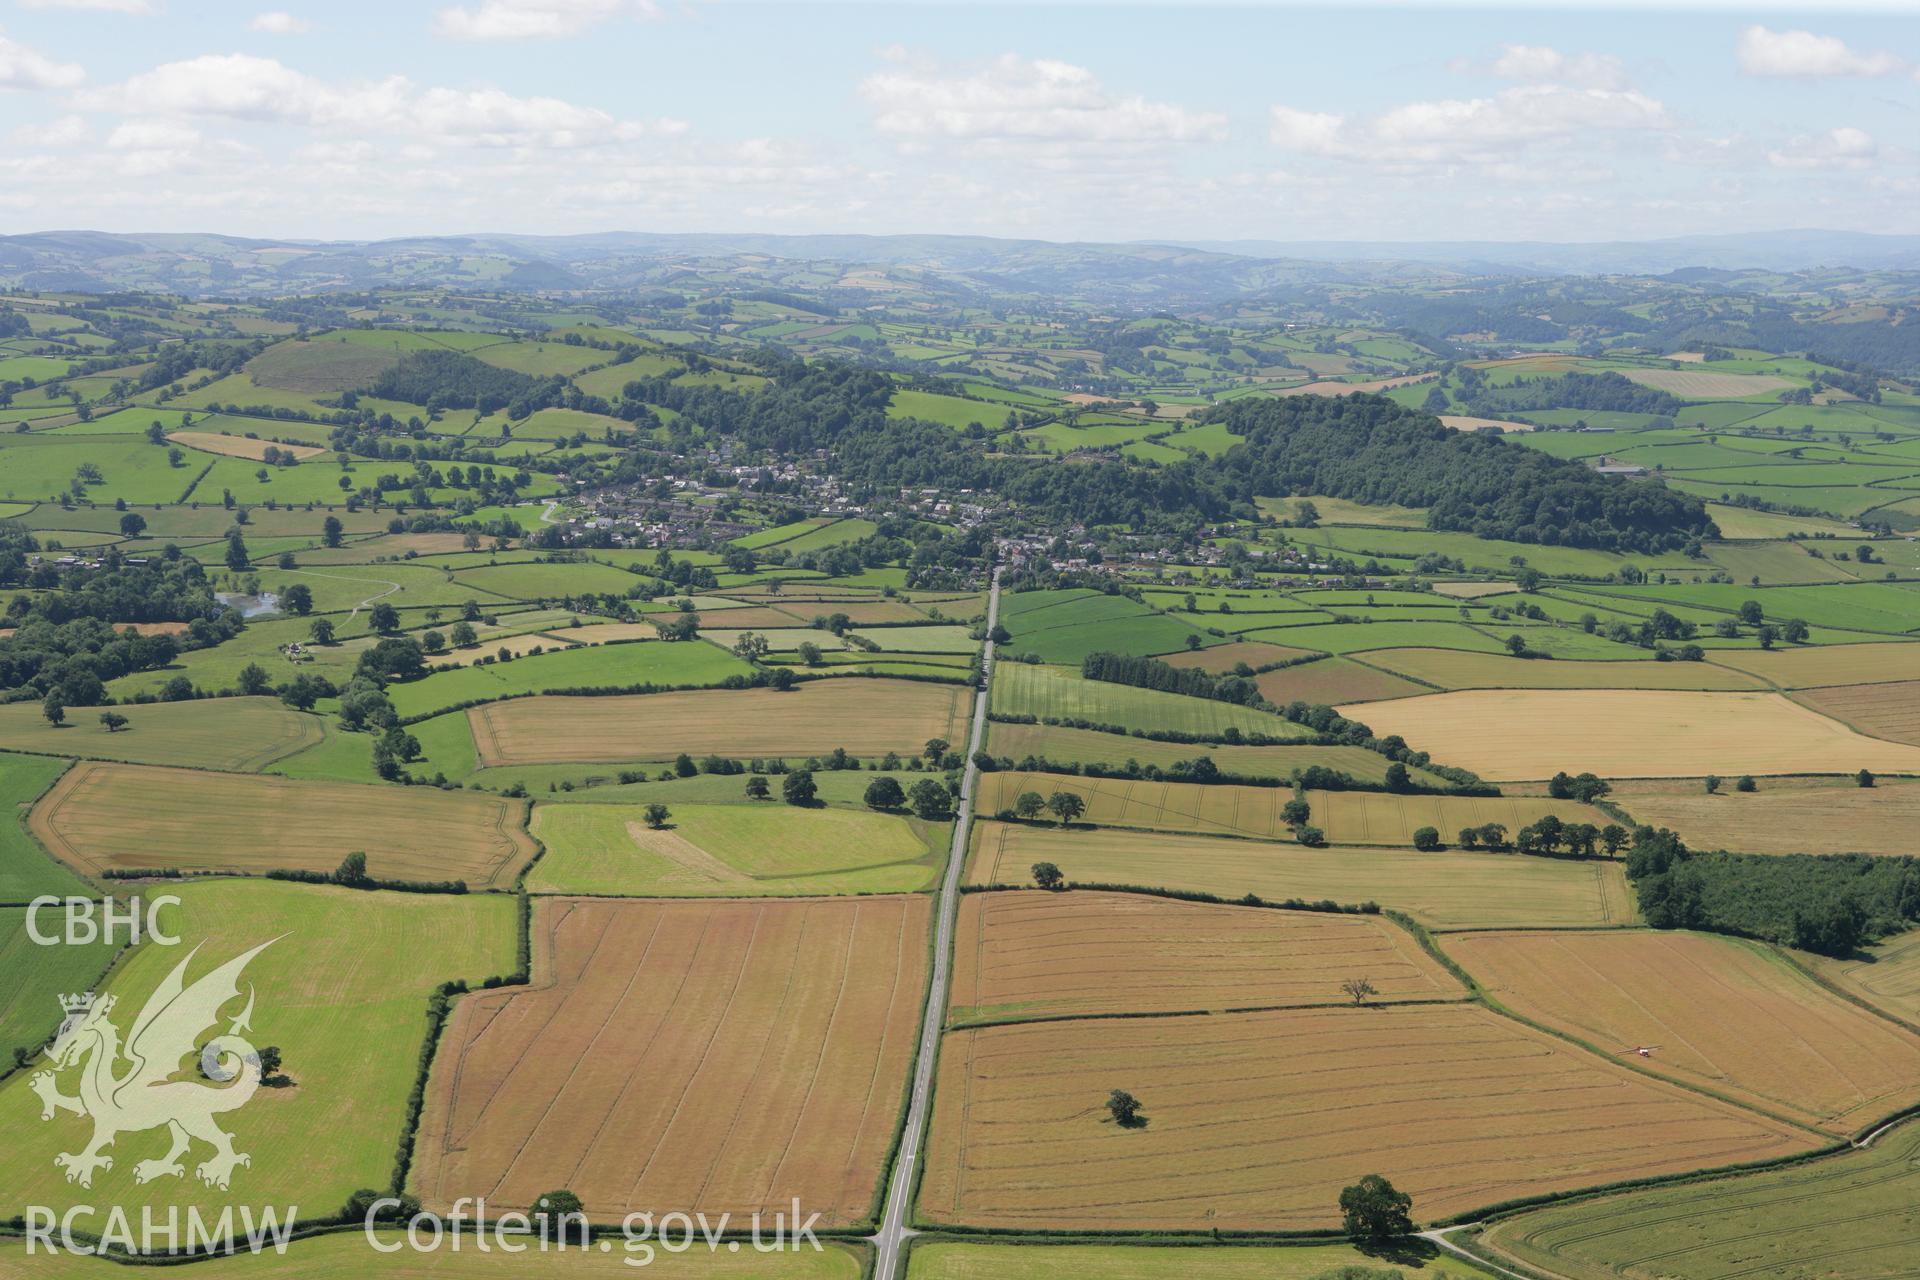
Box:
28;760;535;887
1447;929;1920;1134
413;896;930;1224
467;678;971;766
917;1003;1816;1231
947;889;1464;1024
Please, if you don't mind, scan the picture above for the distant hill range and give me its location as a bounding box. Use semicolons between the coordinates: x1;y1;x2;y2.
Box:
0;228;1916;300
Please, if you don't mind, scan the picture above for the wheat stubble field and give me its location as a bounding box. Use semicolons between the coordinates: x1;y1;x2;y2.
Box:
916;1003;1816;1231
413;895;930;1223
947;889;1464;1024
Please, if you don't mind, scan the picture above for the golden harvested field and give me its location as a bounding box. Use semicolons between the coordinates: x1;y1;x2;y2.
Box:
1439;414;1532;432
1430;581;1519;599
905;1241;1491;1280
0;696;323;770
1160;640;1317;673
1617;367;1795;397
1707;641;1920;688
1794;679;1920;746
948;890;1463;1023
968;822;1637;929
917;1004;1815;1231
1612;776;1920;856
30;760;535;887
1363;647;1767;691
1805;928;1920;1028
1346;689;1920;780
427;631;581;667
1304;789;1613;846
168;430;325;461
413;896;929;1223
1255;657;1429;705
468;678;971;766
1448;929;1920;1133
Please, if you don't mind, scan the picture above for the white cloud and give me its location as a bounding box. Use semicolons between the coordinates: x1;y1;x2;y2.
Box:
861;51;1225;152
249;11;311;35
1451;44;1628;90
434;0;655;42
9;114;89;146
82;53;680;146
0;30;85;90
1736;26;1904;78
107;119;200;149
1768;126;1877;170
1271;84;1668;163
19;0;152;11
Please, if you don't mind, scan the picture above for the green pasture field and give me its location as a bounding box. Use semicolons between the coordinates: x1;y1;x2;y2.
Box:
527;800;942;896
0;906;119;1066
383;641;751;720
984;720;1436;784
732;517;825;549
0;435;204;505
1587;581;1920;634
1018;420;1163;453
472;764;930;804
1285;526;1699;577
991;663;1312;740
1703;540;1858;584
889;389;1002;429
1665;477;1900;519
468;340;606;377
775;517;879;553
906;1240;1489;1280
1360;648;1768;692
1000;588;1207;662
0;754;90;902
854;625;977;653
25;503;390;539
0;880;516;1226
450;559;651;599
1155;420;1245;456
1477;1118;1920;1280
270;708;477;785
242;337;404;393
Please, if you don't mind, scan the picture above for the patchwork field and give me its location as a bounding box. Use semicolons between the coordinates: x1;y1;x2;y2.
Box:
1304;789;1613;847
1612;776;1920;857
0;905;119;1066
1347;689;1920;780
969;822;1637;929
1159;640;1316;673
991;663;1308;740
905;1241;1489;1280
167;431;325;461
413;895;929;1224
29;761;536;887
385;639;751;719
469;678;972;766
917;1003;1815;1230
948;889;1464;1023
1362;648;1767;692
1476;1118;1920;1280
1449;929;1920;1133
527;801;941;896
1793;679;1920;746
0;881;514;1223
978;771;1300;840
0;753;92;901
0;697;324;772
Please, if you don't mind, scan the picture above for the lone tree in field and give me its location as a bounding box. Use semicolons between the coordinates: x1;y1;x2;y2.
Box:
42;693;64;728
744;775;770;800
1031;861;1065;891
1282;797;1311;827
1014;790;1046;821
642;803;670;830
368;602;400;633
782;769;817;806
923;737;950;765
864;776;905;811
1105;1089;1145;1128
534;1190;587;1244
1411;826;1441;852
332;851;371;888
310;618;337;645
1858;769;1876;788
1339;1174;1414;1240
1046;791;1085;826
1342;976;1378;1006
1704;775;1721;794
257;1045;286;1085
98;711;129;733
908;777;953;821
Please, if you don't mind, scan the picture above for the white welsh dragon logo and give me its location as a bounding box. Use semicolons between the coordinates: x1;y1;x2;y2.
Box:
31;939;277;1191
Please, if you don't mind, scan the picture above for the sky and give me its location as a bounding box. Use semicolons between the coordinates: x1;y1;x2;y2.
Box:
0;1;1914;244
